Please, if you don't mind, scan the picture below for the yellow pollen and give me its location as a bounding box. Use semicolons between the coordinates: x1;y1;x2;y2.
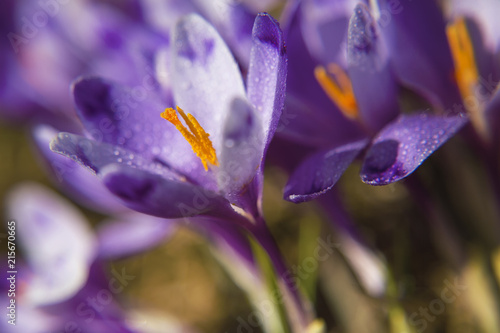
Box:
314;63;359;120
446;18;487;135
161;106;218;171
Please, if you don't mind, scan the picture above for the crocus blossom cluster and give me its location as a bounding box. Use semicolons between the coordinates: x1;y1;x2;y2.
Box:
2;0;500;332
281;0;475;203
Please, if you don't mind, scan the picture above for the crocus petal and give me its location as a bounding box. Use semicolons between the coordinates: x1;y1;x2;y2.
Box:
170;13;248;155
247;12;287;151
33;125;126;214
50;132;170;177
101;164;232;219
361;113;469;185
97;214;177;259
347;3;399;132
218;98;263;198
284;139;368;203
378;0;462;110
6;183;96;306
72;76;212;186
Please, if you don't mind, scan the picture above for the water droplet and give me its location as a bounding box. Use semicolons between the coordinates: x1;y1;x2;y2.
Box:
117;158;123;163
113;150;120;156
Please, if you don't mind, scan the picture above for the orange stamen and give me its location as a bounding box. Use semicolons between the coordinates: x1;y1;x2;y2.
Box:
161;106;218;171
447;17;487;136
314;63;359;120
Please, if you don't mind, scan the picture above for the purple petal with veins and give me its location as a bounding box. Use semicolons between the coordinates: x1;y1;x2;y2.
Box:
361;113;468;185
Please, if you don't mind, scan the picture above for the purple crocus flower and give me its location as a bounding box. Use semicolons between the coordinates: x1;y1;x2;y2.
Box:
50;12;286;224
282;0;469;203
48;12;312;330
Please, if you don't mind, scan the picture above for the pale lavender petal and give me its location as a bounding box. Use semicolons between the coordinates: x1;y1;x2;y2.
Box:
361;113;469;185
247;12;287;150
101;164;232;219
284;139;368;203
97;214;177;259
218;98;263;198
347;3;399;132
6;183;96;306
170;14;247;155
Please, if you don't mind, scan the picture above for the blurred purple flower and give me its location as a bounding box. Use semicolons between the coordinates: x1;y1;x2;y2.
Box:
0;0;164;126
444;0;500;140
0;183;178;333
281;0;469;203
